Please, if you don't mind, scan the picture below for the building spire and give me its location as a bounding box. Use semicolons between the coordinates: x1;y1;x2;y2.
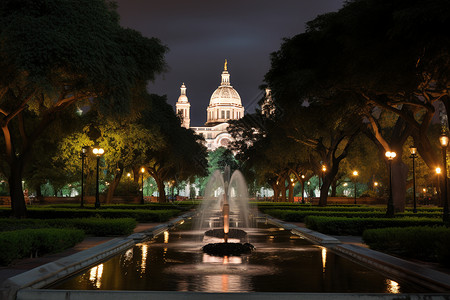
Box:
224;59;227;71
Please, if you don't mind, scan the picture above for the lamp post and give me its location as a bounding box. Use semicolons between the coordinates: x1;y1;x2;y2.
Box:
409;145;418;213
80;146;89;208
385;151;397;217
352;170;359;205
93;147;104;209
300;174;306;204
436;167;442;206
439;133;449;222
307;181;311;202
321;165;327;189
140;167;145;204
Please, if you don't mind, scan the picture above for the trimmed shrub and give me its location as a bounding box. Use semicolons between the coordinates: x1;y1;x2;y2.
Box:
304;216;444;235
0;228;84;266
0;218;137;236
362;226;450;267
46;218;137;236
0;208;181;222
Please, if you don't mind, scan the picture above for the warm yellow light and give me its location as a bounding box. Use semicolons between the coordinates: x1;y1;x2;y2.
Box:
343;183;348;187
322;165;327;172
141;167;145;173
385;151;396;160
374;182;379;186
423;188;427;193
307;181;310;185
353;170;358;176
409;145;417;155
290;178;294;182
439;134;449;148
436;167;442;174
301;174;305;179
92;147;104;156
127;173;131;177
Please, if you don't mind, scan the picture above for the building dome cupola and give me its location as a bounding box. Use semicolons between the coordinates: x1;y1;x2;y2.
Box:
206;60;245;125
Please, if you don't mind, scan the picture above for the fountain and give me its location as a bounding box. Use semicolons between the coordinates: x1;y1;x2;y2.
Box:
22;167;444;295
200;167;255;256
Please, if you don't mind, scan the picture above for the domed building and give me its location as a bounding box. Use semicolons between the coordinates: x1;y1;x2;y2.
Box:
176;60;245;151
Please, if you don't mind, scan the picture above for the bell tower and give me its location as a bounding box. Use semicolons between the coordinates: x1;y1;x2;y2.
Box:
176;83;191;128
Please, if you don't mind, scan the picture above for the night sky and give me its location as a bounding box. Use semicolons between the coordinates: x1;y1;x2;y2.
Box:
116;0;344;126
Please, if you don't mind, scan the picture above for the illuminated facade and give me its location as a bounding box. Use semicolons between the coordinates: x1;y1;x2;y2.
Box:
176;60;245;151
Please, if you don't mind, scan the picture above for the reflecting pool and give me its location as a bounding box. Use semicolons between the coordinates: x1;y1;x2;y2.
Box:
50;221;427;293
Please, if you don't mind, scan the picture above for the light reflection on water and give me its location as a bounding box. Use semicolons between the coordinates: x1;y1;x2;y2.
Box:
52;222;427;293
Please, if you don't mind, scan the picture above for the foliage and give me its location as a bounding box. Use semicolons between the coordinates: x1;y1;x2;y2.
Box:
304;216;444;235
264;209;442;222
0;217;136;236
46;218;136;236
363;226;450;266
0;0;168;217
0;207;182;222
0;228;84;265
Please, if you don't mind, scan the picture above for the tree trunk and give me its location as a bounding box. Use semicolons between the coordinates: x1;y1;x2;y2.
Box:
288;182;294;202
8;157;27;218
105;170;123;204
319;176;331;207
391;160;408;212
156;178;166;203
331;179;337;197
271;183;278;202
281;181;287;202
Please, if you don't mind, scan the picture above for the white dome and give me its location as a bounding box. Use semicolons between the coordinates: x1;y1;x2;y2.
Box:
209;85;242;106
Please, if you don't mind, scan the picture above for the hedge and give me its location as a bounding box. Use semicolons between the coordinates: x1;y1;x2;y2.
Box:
0;218;137;236
304;216;445;235
0;208;181;222
362;226;450;266
40;203;193;211
264;209;442;223
0;228;84;266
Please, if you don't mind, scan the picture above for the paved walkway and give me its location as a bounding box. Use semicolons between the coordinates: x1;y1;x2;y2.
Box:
0;223;161;285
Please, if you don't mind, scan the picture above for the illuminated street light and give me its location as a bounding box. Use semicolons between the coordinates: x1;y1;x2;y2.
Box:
307;181;311;201
439;132;449;222
80;146;89;208
409;145;418;213
385;151;397;217
140;167;145;204
321;165;327;189
301;174;306;204
352;170;359;205
93;147;105;209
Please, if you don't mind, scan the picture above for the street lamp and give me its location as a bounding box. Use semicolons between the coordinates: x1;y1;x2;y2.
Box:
436;167;442;206
385;151;396;217
352;170;359;205
93;147;105;209
409;145;418;213
307;181;311;201
140;167;145;204
321;165;327;189
80;146;89;208
439;132;449;222
301;174;306;204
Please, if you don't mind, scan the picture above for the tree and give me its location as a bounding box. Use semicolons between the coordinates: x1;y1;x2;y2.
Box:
0;0;167;217
142;95;208;203
265;0;450;213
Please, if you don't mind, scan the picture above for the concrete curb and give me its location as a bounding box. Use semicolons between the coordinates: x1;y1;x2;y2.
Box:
15;289;450;300
0;211;194;300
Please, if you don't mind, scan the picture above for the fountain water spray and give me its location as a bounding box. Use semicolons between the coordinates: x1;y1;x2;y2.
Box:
200;167;255;256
